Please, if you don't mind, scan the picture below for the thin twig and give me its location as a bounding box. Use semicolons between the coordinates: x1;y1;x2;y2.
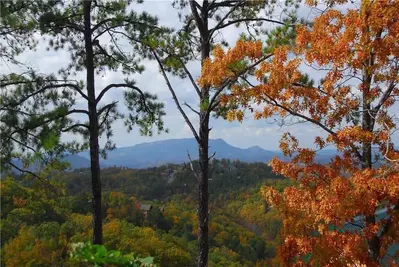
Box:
152;50;200;142
187;150;200;180
7;162;57;191
183;102;200;116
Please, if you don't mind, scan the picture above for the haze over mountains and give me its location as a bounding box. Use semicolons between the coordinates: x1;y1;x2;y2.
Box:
73;138;338;169
8;138;342;172
76;138;278;168
13;138;390;172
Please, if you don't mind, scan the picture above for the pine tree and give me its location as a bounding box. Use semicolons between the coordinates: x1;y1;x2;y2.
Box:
1;0;81;177
1;0;167;244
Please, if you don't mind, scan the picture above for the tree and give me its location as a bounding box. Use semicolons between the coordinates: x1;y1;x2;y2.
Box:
2;0;167;245
0;0;51;63
120;1;299;265
201;0;399;265
39;0;167;245
0;0;84;179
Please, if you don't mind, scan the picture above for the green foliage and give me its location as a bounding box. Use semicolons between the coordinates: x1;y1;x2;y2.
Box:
41;130;60;150
0;71;81;172
200;98;209;111
59;159;284;200
0;0;55;61
70;242;156;267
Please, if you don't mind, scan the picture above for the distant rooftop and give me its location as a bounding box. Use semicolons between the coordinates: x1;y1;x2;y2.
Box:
140;204;152;211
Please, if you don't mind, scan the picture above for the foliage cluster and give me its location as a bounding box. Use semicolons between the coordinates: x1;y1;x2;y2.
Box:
1;160;289;266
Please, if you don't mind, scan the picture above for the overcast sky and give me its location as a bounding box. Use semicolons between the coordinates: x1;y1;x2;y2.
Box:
4;0;398;151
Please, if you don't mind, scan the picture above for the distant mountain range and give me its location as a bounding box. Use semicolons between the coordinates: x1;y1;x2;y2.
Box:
73;138;339;169
7;138;341;172
75;138;280;169
10;154;92;172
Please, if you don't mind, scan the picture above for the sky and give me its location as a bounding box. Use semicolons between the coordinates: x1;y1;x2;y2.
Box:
3;0;398;151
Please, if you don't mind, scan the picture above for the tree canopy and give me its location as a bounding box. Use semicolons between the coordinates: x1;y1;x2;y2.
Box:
200;0;399;265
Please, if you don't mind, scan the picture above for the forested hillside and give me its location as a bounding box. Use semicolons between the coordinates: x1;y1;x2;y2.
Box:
1;160;290;266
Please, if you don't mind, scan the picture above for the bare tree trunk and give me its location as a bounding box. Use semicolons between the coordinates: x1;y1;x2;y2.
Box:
362;63;380;260
197;1;210;265
197;134;209;267
83;0;103;245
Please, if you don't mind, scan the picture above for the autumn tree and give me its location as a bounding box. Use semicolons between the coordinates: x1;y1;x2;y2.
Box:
2;0;166;245
201;0;399;265
119;1;299;265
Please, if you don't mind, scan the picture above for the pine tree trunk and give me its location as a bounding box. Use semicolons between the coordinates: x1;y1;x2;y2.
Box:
197;135;209;267
83;0;103;245
197;1;210;265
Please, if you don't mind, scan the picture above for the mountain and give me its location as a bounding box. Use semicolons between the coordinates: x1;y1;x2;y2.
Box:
78;138;279;168
9;154;91;173
62;154;91;169
6;138;342;172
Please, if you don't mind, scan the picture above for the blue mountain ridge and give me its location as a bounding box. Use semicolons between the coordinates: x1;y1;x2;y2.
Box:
7;138;342;172
76;138;338;169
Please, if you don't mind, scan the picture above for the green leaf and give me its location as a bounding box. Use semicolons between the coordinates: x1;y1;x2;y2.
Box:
95;245;107;258
108;250;121;258
200;99;209;111
42;130;59;150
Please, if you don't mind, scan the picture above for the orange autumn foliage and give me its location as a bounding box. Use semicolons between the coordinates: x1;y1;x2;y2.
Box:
201;0;399;266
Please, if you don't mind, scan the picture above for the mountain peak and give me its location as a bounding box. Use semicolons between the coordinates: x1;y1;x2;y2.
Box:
78;138;275;168
248;145;263;151
211;138;228;144
73;138;339;169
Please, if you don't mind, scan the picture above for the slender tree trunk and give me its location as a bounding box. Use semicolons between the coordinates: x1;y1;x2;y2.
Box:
197;1;210;265
83;0;103;245
362;67;380;260
197;130;209;267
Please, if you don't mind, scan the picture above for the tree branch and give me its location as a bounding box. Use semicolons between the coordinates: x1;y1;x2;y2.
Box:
97;102;118;129
207;53;273;117
208;0;245;10
208;1;241;40
183;102;200;116
211;18;289;33
67;109;90;116
258;92;363;160
99;107;113;129
97;84;142;104
8;108;89;137
61;123;89;132
179;58;201;97
2;83;88;108
189;0;207;37
373;81;396;113
187;150;200;180
7;161;57;191
97;101;118;115
91;18;161;34
9;136;37;153
152;50;200;142
208;151;216;160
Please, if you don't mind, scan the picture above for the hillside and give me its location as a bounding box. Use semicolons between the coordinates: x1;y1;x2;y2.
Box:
60;159;285;201
2;160;291;266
